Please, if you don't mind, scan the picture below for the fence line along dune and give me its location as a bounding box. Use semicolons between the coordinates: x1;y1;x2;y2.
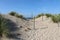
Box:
1;15;60;40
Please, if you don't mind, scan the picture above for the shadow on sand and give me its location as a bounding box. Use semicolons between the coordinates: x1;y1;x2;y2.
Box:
6;19;23;40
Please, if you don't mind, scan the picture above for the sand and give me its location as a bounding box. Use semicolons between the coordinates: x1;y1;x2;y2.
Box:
2;15;60;40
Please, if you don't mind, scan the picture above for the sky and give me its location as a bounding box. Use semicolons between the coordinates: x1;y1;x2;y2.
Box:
0;0;60;17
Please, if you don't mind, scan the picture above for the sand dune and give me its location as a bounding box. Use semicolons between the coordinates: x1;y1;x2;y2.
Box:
2;15;60;40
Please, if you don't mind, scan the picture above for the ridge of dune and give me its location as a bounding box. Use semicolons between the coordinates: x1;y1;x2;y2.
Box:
2;15;60;40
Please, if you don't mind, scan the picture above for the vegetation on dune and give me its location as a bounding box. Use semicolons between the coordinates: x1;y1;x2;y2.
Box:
9;12;60;22
35;13;44;18
0;14;9;37
0;12;60;40
35;13;44;21
35;13;60;24
51;14;60;23
51;14;60;27
2;12;60;28
9;11;26;20
51;15;59;23
9;12;16;16
15;13;26;19
36;13;53;18
58;14;60;21
45;14;53;18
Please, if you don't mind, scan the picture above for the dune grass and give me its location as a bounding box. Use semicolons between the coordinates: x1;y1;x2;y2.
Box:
9;11;26;20
0;14;9;37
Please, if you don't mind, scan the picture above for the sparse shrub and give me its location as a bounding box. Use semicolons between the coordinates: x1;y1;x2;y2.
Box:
35;13;44;18
9;12;16;16
45;14;52;18
51;14;60;23
41;13;44;16
35;14;41;18
16;14;24;18
58;14;60;21
51;15;59;23
16;14;26;20
51;15;60;27
0;14;9;37
9;11;26;19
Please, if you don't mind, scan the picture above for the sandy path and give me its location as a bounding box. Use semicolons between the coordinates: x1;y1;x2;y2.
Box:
2;15;60;40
